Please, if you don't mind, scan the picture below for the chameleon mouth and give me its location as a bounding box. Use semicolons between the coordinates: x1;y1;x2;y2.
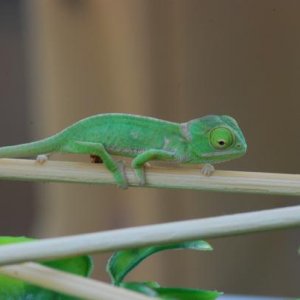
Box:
201;149;245;158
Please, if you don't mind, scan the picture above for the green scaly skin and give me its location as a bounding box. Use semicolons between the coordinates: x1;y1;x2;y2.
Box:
0;113;247;188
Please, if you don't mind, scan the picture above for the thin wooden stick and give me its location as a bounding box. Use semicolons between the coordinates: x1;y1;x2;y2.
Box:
0;262;152;300
0;205;299;265
0;158;299;195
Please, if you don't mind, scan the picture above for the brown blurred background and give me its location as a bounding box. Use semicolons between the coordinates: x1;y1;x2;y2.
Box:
0;0;300;297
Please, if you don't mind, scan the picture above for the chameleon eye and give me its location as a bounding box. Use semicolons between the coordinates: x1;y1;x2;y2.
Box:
210;127;234;149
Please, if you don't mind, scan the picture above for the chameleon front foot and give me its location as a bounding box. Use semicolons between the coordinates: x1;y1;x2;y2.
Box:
36;154;48;164
201;163;215;176
134;167;146;186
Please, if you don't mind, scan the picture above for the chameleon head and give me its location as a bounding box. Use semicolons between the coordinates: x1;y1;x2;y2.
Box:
186;115;247;164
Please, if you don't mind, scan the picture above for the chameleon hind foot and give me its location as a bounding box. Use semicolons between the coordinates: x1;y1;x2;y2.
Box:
72;141;128;189
201;163;215;176
114;161;128;189
134;167;146;186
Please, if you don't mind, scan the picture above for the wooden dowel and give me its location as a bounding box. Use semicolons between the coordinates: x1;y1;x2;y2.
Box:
0;262;152;300
0;158;299;195
0;205;299;265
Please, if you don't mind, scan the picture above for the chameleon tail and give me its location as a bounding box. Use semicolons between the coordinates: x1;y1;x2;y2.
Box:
0;133;63;158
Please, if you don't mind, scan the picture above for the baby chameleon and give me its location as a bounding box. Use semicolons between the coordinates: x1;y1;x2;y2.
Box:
0;113;247;188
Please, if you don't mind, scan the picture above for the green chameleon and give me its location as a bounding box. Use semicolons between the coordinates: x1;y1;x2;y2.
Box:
0;113;247;188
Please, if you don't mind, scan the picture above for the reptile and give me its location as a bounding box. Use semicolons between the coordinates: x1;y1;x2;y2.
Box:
0;113;247;188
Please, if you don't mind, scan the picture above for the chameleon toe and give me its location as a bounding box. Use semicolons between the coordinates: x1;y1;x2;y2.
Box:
200;164;215;176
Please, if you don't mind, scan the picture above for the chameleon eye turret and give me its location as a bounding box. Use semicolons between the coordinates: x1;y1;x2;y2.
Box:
210;127;234;150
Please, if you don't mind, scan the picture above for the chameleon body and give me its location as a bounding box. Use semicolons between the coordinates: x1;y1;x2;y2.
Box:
0;113;247;188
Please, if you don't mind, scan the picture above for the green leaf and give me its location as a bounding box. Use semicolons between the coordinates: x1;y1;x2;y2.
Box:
107;240;212;285
120;282;222;300
153;287;222;300
0;236;93;300
120;282;160;297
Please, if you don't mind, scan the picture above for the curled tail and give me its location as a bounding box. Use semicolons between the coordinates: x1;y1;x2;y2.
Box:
0;133;64;158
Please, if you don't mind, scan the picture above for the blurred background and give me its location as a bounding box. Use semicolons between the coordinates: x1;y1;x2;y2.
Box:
0;0;299;297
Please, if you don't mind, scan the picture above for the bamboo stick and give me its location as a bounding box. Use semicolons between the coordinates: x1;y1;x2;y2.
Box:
0;262;152;300
0;205;299;265
0;158;299;195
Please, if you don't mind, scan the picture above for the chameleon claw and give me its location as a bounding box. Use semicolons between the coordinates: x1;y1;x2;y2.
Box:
36;154;48;164
138;174;146;186
117;181;128;189
134;167;146;186
200;163;215;176
115;161;128;189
